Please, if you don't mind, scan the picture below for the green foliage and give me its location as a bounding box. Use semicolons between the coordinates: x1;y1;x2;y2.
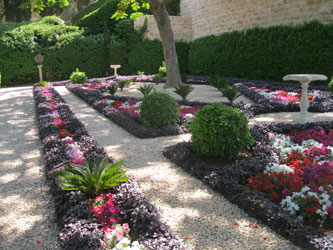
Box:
38;16;65;25
71;0;109;25
117;80;126;91
39;81;47;86
53;156;128;197
70;68;88;84
191;103;254;159
128;39;189;75
181;73;188;83
188;21;333;83
220;85;241;103
167;0;180;16
138;84;155;97
107;84;118;95
140;92;179;128
0;72;1;88
0;17;107;86
329;76;333;94
174;84;193;100
137;71;145;75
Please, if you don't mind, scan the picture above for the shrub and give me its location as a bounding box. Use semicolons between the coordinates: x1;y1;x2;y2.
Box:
174;84;193;100
188;21;333;83
70;68;87;84
167;0;180;16
54;156;128;197
38;16;65;25
191;103;254;159
140;92;179;128
210;76;230;89
328;76;333;94
138;84;155;97
117;80;126;91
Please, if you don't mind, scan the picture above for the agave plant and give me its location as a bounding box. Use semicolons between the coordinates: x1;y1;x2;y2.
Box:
174;84;194;100
53;156;128;197
220;85;241;103
107;84;118;96
138;84;155;97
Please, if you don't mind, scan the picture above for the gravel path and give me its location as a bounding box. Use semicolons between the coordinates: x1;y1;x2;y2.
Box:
0;87;59;250
55;86;300;250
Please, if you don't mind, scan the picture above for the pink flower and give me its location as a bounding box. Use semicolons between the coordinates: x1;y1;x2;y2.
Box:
115;229;124;241
123;223;130;233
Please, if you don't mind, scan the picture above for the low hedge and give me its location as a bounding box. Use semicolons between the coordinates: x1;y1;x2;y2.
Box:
163;121;333;250
33;84;189;249
188;21;333;83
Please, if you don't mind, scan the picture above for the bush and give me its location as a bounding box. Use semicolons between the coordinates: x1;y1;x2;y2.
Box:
70;68;87;83
191;103;254;159
188;21;333;83
167;0;181;16
140;92;179;128
38;16;65;25
174;84;193;100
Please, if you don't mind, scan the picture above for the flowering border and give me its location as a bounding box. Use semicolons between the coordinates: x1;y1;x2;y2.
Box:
66;83;211;138
163;121;333;250
33;85;189;249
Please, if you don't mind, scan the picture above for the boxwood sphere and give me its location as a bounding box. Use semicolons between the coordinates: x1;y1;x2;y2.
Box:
140;92;179;128
191;103;254;159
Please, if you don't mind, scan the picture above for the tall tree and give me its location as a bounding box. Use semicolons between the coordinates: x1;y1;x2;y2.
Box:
22;0;182;88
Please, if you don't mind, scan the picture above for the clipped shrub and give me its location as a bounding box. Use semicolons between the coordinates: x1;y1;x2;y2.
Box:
70;68;87;84
188;21;333;82
191;103;254;159
38;16;65;25
140;92;179;128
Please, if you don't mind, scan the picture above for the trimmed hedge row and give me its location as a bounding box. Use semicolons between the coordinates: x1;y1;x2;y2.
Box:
163;121;333;250
188;21;333;83
33;84;189;249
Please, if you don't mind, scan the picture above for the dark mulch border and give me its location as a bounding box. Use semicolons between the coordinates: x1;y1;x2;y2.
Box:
33;85;189;250
163;121;333;250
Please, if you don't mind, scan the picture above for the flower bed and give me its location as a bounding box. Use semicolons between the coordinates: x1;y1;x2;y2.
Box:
163;121;333;250
234;80;333;112
66;83;210;138
34;85;189;249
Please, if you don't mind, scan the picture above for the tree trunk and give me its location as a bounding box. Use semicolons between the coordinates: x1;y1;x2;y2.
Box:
148;0;182;89
0;0;5;22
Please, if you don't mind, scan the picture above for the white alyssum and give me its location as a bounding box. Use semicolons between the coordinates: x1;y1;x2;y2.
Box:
264;163;293;174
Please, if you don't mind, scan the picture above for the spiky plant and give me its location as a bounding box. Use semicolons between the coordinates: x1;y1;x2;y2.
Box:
138;84;155;97
53;156;128;197
107;84;118;96
220;85;241;103
174;84;194;100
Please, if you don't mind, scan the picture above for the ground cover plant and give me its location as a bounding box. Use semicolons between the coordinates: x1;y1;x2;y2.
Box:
66;83;207;138
163;121;333;250
33;85;189;249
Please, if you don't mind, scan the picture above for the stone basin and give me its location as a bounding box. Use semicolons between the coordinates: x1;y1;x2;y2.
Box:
283;74;327;83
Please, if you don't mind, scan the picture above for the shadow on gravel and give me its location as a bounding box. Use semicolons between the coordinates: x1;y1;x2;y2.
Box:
0;88;59;250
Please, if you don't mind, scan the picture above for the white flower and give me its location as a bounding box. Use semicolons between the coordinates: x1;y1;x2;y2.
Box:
264;163;293;174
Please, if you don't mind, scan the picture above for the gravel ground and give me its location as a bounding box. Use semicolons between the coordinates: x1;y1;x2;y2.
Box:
55;86;301;250
0;87;60;250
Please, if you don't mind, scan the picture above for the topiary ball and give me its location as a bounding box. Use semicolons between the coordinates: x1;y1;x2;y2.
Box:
140;92;179;128
69;68;87;84
191;103;254;159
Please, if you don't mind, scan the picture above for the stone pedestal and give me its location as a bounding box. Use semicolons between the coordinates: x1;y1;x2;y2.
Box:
37;65;43;82
283;74;327;123
110;65;121;77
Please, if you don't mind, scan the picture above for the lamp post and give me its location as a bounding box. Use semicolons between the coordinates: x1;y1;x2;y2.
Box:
34;54;44;82
104;23;110;76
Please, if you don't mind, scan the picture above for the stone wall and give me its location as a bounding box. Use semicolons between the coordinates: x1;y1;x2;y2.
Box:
181;0;333;40
134;15;193;42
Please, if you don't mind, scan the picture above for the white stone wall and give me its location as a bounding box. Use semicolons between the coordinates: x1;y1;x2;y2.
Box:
134;15;193;42
181;0;333;40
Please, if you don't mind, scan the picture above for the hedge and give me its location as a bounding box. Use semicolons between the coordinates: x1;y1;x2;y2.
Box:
188;21;333;83
71;0;110;25
128;39;189;74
